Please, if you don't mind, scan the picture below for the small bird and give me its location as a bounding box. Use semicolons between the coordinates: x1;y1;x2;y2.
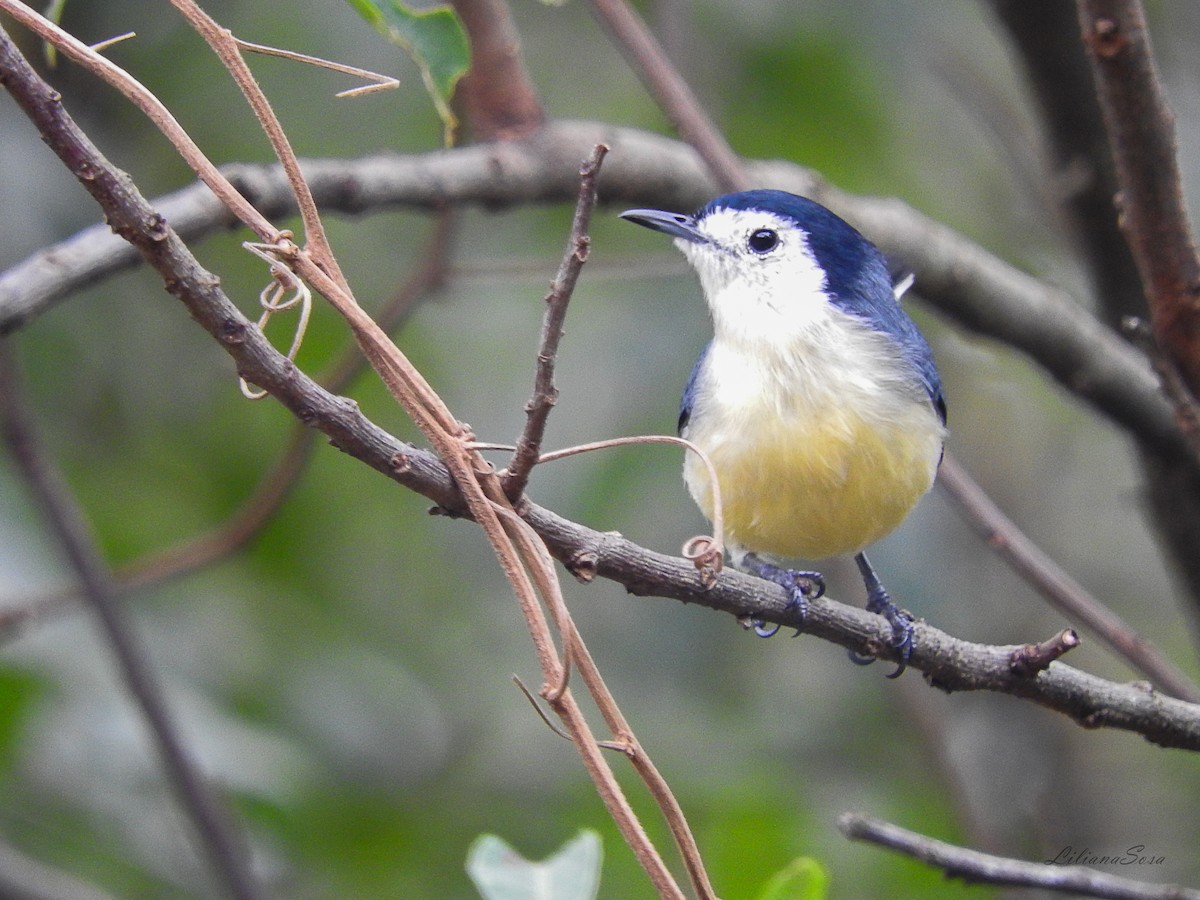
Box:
621;190;946;675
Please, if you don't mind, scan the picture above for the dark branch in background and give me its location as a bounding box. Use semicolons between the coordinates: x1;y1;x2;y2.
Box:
939;456;1200;701
1077;0;1200;396
449;0;544;141
504;144;607;499
6;29;1200;752
989;0;1144;327
1069;0;1200;620
587;0;746;192
0;348;257;900
839;813;1200;900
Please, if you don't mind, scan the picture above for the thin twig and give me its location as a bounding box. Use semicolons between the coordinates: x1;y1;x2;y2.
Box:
587;0;746;192
233;37;399;98
493;505;704;899
0;343;258;900
1009;628;1080;677
503;144;607;500
167;0;349;297
536;433;725;569
939;453;1200;702
839;812;1200;899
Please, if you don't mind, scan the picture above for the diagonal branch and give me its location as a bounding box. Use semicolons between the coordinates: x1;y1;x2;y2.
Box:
940;453;1200;702
587;0;746;192
0;344;258;900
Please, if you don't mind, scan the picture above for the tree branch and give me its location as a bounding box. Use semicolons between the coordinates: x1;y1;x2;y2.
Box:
503;143;606;500
991;0;1200;643
940;453;1200;701
6;7;1200;763
587;0;746;192
0;345;258;900
450;0;545;141
1078;0;1200;399
0;123;1184;466
840;812;1200;899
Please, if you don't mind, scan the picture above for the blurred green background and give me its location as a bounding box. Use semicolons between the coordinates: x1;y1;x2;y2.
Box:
2;1;1200;897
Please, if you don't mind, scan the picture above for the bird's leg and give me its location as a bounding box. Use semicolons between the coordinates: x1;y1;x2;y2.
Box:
848;551;914;677
739;553;825;638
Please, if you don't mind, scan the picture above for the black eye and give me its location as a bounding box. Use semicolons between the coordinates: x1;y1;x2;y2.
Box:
748;228;779;254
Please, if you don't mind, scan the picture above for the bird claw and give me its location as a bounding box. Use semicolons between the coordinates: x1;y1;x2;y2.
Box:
744;558;824;638
848;610;914;676
850;552;915;676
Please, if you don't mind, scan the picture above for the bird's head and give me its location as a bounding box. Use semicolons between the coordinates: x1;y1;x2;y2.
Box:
621;190;893;348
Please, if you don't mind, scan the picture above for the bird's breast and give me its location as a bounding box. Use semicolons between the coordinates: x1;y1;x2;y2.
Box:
682;327;943;560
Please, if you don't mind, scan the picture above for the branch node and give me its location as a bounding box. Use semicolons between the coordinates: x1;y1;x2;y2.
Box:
1091;16;1127;58
1009;628;1080;677
567;549;600;583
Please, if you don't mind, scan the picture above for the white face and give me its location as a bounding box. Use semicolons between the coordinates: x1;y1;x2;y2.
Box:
675;207;832;346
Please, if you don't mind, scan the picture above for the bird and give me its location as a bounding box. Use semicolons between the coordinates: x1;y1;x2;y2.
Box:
620;190;946;676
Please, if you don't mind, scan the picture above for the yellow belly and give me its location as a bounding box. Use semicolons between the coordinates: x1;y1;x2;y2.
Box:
684;410;940;560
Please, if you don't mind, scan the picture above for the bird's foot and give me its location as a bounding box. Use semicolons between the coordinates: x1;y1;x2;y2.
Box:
740;554;825;638
849;552;914;677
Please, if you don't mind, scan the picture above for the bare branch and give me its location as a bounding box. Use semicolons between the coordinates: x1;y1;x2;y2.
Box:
504;143;608;500
524;500;1200;751
1078;0;1200;398
233;37;399;98
989;0;1144;327
994;0;1200;620
839;812;1200;899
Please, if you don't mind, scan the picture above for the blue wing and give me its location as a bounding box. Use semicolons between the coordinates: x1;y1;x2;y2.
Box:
677;341;711;436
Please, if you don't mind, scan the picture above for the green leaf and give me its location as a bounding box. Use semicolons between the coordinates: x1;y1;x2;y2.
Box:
755;857;830;900
466;831;602;900
345;0;470;145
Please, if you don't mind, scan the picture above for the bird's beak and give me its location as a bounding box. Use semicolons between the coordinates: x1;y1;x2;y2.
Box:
619;208;709;244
